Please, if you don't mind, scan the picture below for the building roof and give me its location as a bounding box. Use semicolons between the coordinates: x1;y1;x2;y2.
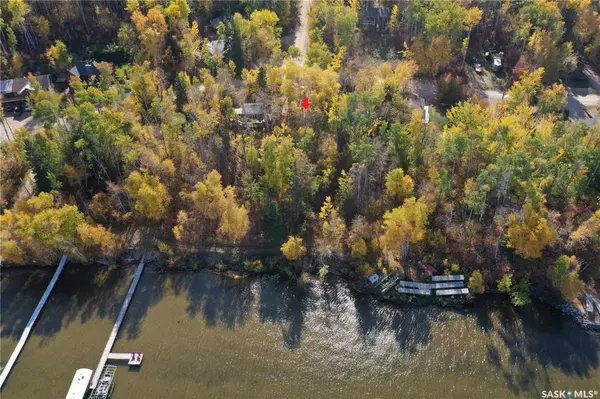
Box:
0;74;53;95
0;79;13;94
241;103;264;115
207;40;225;57
366;7;391;19
69;61;100;78
55;73;68;83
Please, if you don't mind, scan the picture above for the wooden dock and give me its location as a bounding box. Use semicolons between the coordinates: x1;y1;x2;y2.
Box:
0;255;68;389
90;255;145;390
399;281;465;289
399;281;431;289
431;275;464;282
398;287;432;295
431;282;465;289
106;353;131;361
379;275;400;292
436;288;470;296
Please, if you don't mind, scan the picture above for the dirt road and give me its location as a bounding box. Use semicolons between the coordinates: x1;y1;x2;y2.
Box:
294;0;313;55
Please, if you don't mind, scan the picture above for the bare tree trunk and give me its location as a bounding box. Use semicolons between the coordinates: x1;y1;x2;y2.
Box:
79;2;90;34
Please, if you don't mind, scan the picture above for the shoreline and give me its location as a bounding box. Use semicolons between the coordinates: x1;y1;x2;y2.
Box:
3;254;600;333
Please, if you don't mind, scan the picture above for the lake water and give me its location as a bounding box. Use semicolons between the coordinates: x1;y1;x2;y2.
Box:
1;266;599;398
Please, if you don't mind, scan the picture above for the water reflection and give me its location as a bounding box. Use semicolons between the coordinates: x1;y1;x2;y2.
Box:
1;268;52;343
1;267;599;399
115;271;600;398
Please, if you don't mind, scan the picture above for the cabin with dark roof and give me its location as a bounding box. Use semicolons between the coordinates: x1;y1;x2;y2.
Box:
68;61;101;81
54;61;104;91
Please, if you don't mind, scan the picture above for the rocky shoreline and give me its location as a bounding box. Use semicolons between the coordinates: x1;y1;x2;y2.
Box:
560;300;600;331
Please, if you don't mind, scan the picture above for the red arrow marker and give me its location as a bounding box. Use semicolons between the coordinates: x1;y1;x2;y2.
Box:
302;97;310;109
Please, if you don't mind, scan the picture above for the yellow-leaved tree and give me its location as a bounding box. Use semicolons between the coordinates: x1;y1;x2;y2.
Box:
188;170;249;242
130;6;169;66
0;193;119;264
506;204;558;259
468;270;485;294
547;255;584;300
380;197;430;258
281;236;306;261
385;168;414;201
125;170;172;221
316;196;346;258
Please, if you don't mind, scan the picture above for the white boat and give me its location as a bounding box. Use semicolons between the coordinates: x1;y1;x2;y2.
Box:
65;368;92;399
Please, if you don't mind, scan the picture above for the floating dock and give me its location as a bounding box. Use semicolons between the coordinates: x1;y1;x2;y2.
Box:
399;281;465;289
431;282;465;289
90;255;145;390
0;255;68;389
431;275;464;282
398;287;432;295
398;278;469;296
436;288;470;296
107;352;144;366
398;281;431;290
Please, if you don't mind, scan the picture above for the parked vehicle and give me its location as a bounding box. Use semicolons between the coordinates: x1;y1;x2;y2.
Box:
472;57;483;73
491;53;503;72
23;103;31;112
3;104;14;114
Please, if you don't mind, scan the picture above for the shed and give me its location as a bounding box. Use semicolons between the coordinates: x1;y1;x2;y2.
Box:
368;274;380;285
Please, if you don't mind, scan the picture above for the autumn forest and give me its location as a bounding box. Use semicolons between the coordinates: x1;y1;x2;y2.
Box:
1;0;600;306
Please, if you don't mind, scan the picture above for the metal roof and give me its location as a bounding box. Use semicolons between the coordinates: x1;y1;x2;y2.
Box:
241;103;264;115
0;79;13;94
0;74;52;95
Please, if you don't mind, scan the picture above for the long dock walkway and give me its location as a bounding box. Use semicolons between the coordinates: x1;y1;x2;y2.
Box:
90;254;145;390
0;255;68;389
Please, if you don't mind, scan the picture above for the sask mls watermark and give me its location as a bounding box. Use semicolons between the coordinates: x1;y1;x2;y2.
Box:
542;391;599;398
